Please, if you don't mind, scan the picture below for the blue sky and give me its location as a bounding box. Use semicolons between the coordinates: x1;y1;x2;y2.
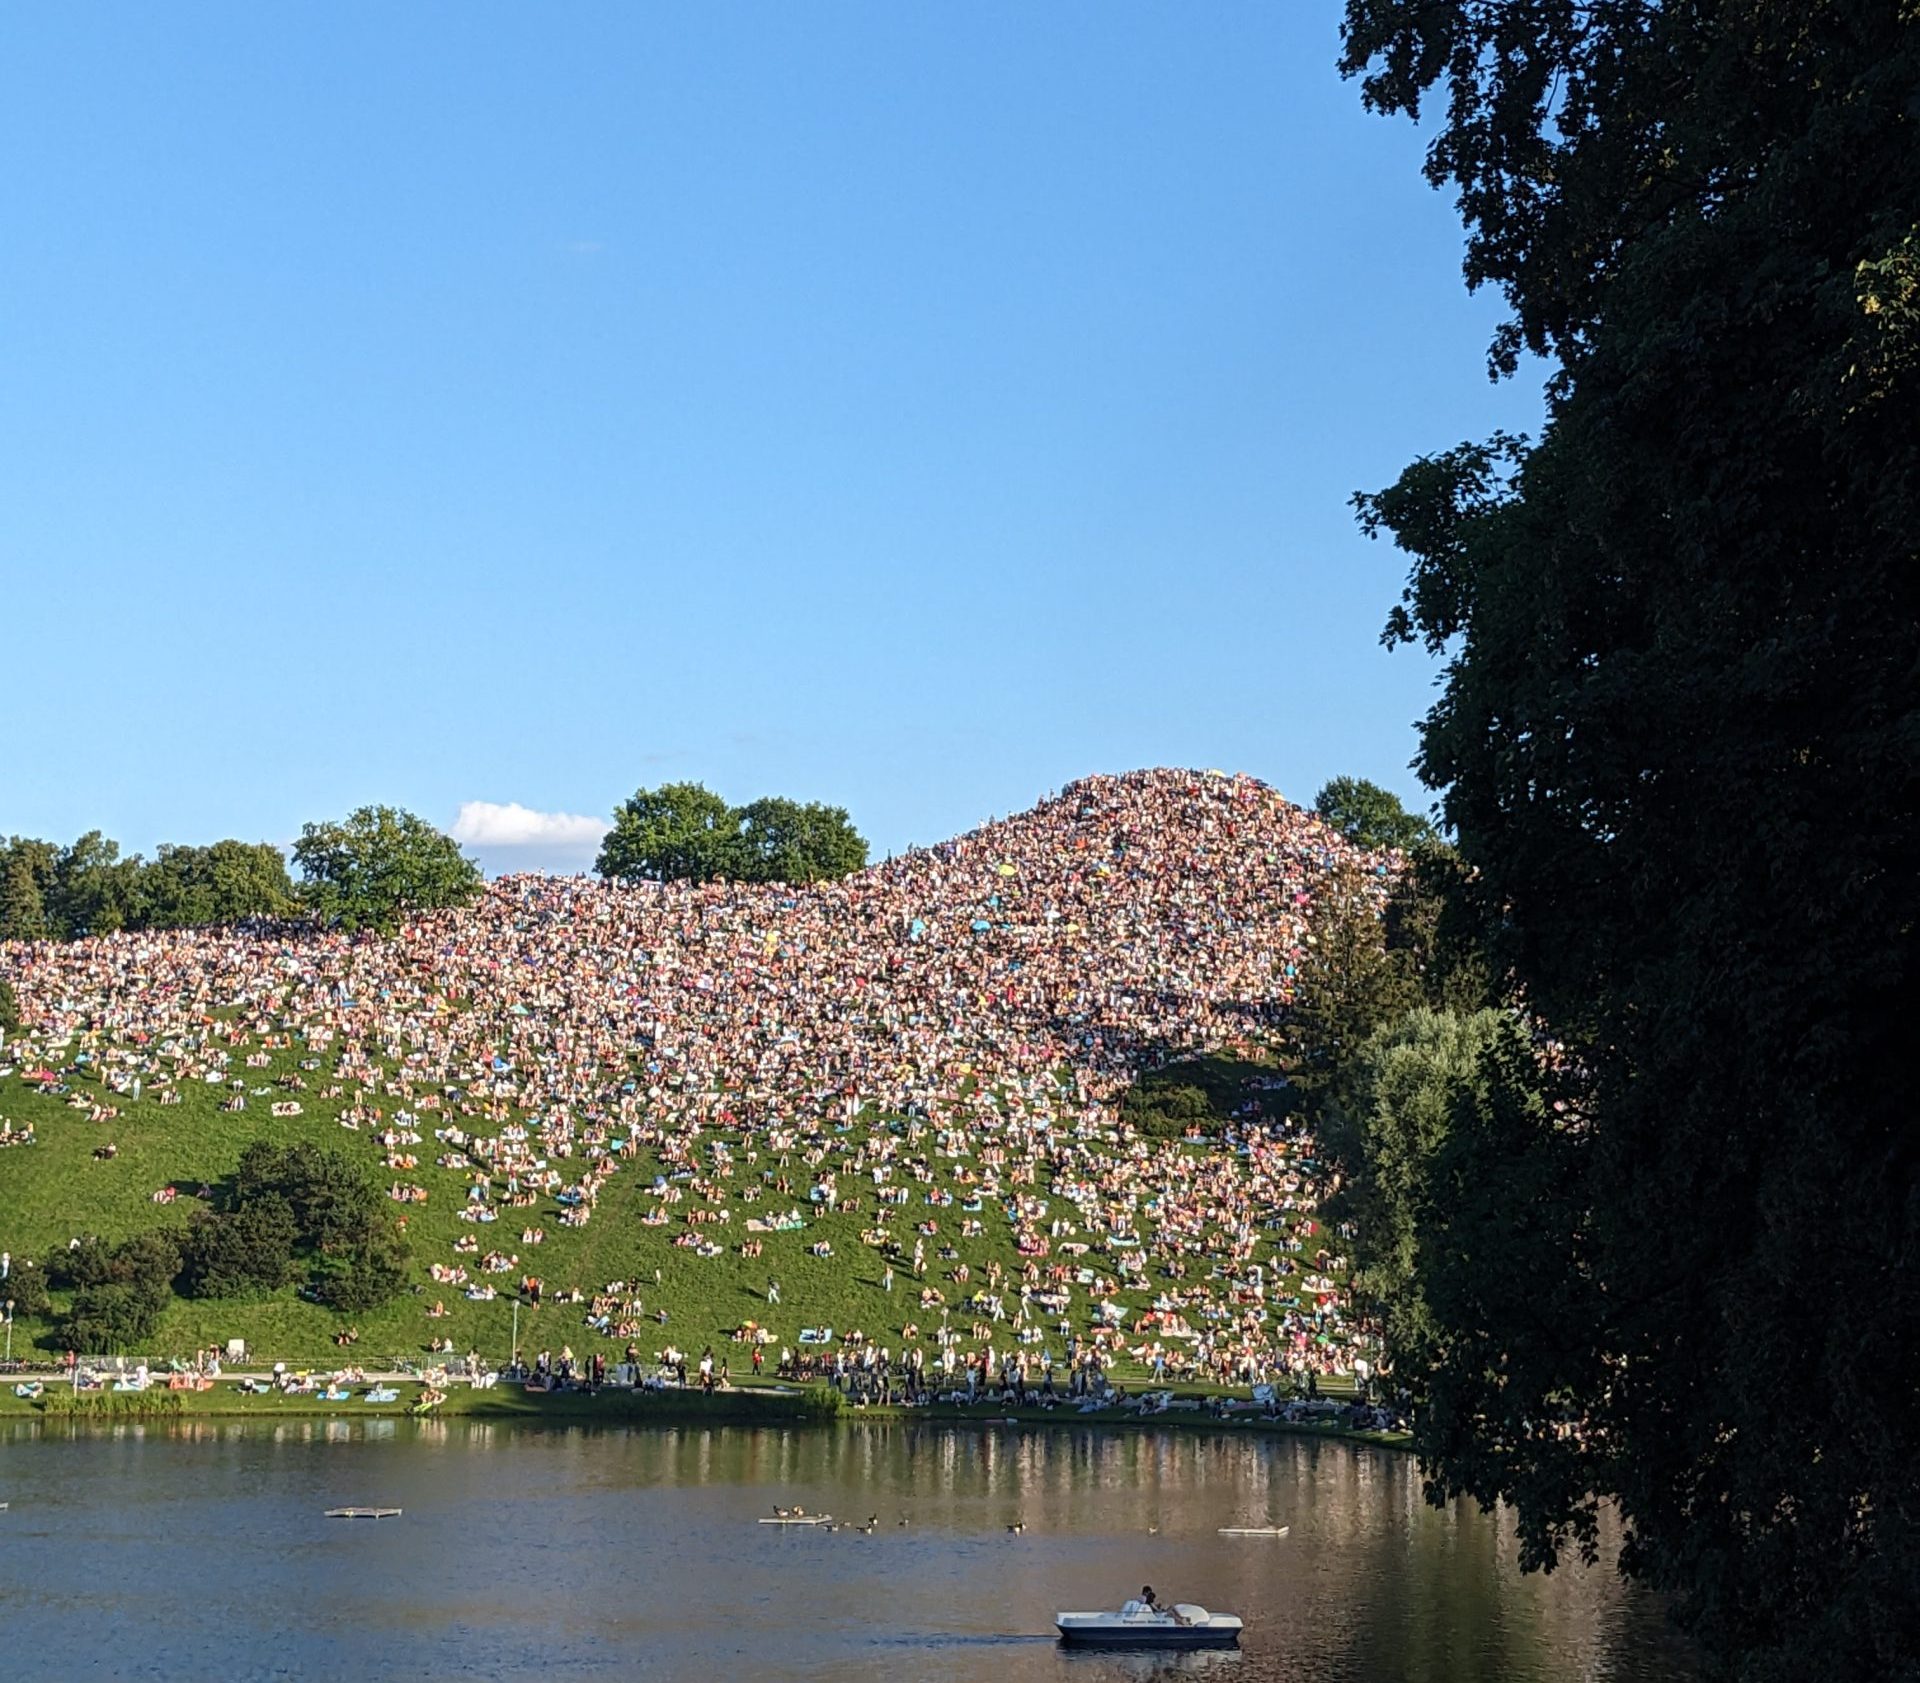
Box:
2;4;1540;873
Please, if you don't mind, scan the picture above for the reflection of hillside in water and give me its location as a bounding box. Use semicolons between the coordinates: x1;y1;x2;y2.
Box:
1059;1647;1245;1681
2;1419;1691;1682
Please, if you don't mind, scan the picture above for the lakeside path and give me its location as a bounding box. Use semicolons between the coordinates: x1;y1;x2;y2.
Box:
0;1372;1409;1450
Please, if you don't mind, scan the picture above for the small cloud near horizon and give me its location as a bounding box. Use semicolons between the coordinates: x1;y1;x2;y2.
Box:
450;800;609;853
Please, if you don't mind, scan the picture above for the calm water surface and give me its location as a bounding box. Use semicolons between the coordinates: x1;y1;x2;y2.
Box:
0;1420;1693;1682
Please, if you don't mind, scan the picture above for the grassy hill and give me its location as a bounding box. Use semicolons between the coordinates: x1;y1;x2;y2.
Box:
0;1040;1313;1374
0;771;1363;1380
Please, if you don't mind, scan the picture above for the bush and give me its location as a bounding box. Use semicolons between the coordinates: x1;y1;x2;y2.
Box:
313;1232;411;1312
55;1231;181;1350
180;1197;298;1299
184;1143;404;1311
1122;1081;1220;1140
5;1260;52;1317
54;1236;115;1290
112;1230;184;1296
64;1282;163;1352
233;1140;381;1251
0;975;19;1031
797;1383;846;1421
39;1392;185;1421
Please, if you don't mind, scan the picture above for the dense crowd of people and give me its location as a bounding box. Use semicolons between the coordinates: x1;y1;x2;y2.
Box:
1;770;1393;1390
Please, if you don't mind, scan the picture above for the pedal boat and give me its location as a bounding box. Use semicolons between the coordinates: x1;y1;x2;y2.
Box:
1056;1602;1242;1648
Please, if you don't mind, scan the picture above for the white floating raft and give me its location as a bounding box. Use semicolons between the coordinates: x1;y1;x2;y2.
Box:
326;1507;403;1519
1218;1525;1289;1537
758;1514;833;1526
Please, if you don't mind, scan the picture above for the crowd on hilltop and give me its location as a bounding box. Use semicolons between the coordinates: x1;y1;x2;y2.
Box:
0;770;1396;1388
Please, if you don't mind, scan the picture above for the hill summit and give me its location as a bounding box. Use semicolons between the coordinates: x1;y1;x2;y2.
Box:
0;768;1390;1380
8;769;1379;1122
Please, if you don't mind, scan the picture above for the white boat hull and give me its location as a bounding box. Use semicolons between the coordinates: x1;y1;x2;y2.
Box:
1057;1607;1242;1648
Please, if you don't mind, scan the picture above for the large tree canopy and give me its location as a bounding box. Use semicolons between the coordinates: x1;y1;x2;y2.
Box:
595;782;744;884
597;783;868;886
292;807;481;935
140;840;296;929
733;796;869;884
1342;2;1919;1677
1313;776;1433;851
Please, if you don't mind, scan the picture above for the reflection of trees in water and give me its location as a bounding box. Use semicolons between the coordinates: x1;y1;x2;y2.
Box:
1058;1646;1244;1682
32;1417;1690;1679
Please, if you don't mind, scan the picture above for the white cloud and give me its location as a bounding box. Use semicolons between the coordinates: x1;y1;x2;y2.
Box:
450;801;608;852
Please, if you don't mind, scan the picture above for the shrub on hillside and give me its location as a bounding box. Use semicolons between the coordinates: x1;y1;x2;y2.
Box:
234;1140;382;1250
312;1231;411;1312
180;1197;299;1299
57;1231;182;1352
5;1259;52;1317
66;1283;165;1352
1121;1081;1220;1140
53;1236;116;1290
182;1142;408;1313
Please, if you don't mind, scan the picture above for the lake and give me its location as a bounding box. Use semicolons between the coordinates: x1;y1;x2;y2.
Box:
0;1419;1693;1681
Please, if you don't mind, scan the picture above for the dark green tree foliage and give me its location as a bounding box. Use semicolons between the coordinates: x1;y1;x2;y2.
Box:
312;1229;411;1313
596;782;742;883
1341;3;1920;1675
597;783;869;886
53;1235;115;1291
233;1140;382;1252
1383;843;1495;1016
1;832;296;939
64;1286;157;1353
191;1141;410;1312
47;831;144;936
1293;847;1496;1138
58;1230;182;1351
1120;1081;1217;1140
4;1259;52;1318
0;839;56;940
733;797;869;884
139;840;296;928
180;1195;299;1299
293;806;481;935
0;975;19;1031
1313;776;1434;850
1290;860;1422;1096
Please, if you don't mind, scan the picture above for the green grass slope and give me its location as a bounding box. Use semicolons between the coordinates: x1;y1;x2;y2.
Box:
0;1037;1330;1379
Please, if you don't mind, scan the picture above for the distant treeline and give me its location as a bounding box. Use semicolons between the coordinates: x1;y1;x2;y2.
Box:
2;774;1413;948
0;834;295;942
0;778;879;944
0;807;479;943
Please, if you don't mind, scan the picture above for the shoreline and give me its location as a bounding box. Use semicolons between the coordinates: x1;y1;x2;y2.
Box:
0;1376;1409;1449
